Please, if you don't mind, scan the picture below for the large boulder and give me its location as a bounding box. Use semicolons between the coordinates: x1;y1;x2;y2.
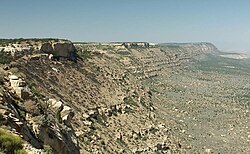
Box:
9;75;29;99
48;99;75;126
61;106;75;126
39;42;53;53
40;41;77;61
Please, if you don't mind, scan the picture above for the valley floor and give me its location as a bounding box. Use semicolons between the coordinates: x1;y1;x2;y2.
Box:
149;54;250;153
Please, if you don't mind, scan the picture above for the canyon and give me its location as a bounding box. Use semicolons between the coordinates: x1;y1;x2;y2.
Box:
0;39;249;153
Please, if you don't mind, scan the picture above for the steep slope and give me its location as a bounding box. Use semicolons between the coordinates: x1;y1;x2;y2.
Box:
0;40;218;153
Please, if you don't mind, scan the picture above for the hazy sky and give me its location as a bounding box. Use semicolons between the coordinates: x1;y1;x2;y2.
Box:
1;0;250;52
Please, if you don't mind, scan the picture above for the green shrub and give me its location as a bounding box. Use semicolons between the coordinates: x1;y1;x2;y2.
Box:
0;51;12;64
0;128;26;154
27;82;45;99
116;138;126;146
123;96;138;106
78;50;92;59
24;99;40;115
44;145;53;154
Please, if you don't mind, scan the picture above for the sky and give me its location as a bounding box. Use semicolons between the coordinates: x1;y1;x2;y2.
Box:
1;0;250;52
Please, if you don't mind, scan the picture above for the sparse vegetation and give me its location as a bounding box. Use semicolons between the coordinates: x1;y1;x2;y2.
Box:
0;38;70;53
0;40;248;153
24;99;40;115
117;50;131;55
193;54;250;75
0;51;12;64
116;138;126;146
44;145;53;154
124;106;134;113
0;38;68;46
95;114;107;126
77;50;92;59
0;128;26;154
27;82;45;99
123;96;138;106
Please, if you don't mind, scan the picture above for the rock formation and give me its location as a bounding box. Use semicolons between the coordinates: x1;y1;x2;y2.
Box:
40;41;77;61
0;39;230;153
1;72;80;154
8;75;29;99
0;39;77;61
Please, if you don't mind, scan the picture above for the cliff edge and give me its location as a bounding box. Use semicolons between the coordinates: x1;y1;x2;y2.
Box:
0;40;219;153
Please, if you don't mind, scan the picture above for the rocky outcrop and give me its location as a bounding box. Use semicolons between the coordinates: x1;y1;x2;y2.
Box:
40;42;77;61
48;98;75;127
0;39;77;61
122;42;150;48
0;74;80;154
8;75;29;99
36;114;79;154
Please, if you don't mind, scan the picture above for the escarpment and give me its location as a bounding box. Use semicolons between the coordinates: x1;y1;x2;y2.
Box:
0;40;218;153
0;38;77;60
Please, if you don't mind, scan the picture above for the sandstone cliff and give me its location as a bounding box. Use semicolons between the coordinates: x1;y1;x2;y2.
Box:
0;38;77;60
0;40;218;153
40;41;77;61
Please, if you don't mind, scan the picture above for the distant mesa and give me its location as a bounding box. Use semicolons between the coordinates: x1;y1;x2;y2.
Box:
122;42;150;48
75;42;156;48
220;53;248;59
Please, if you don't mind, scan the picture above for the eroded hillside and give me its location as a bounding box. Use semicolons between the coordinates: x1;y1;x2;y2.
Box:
2;39;248;154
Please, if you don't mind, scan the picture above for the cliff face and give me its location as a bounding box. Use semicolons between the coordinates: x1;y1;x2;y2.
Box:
0;39;77;60
0;41;218;153
40;41;77;60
